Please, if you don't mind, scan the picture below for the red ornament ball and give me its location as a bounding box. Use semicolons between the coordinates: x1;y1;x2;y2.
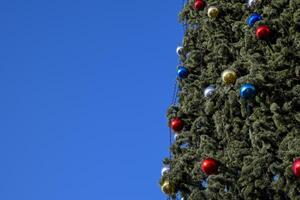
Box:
256;25;272;40
292;158;300;177
194;0;205;11
201;158;218;175
170;118;184;132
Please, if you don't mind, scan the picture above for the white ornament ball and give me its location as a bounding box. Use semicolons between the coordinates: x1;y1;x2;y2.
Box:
204;85;215;97
176;46;183;56
161;166;170;176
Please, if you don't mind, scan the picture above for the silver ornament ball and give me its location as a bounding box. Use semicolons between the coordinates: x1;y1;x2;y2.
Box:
247;0;261;8
174;133;179;140
161;166;170;176
204;85;215;97
176;46;183;56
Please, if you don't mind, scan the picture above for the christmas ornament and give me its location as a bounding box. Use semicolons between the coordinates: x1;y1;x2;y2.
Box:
161;180;176;195
207;6;219;18
170;118;184;132
204;85;215;97
247;0;262;8
247;13;262;27
177;66;189;79
176;46;183;56
194;0;205;11
256;25;272;40
174;134;179;140
200;179;208;189
186;52;191;58
161;166;170;176
240;83;256;99
222;69;237;84
292;158;300;177
273;174;279;182
201;158;218;175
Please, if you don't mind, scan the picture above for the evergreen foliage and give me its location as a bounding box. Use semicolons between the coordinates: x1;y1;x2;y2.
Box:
161;0;300;199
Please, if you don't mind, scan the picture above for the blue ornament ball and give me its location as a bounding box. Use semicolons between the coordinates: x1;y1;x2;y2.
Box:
247;13;262;27
240;83;256;99
177;66;189;79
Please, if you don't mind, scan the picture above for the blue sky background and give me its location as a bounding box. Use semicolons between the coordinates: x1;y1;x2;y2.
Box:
0;0;183;199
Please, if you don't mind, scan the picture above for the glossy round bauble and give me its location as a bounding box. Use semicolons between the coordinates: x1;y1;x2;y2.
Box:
176;46;183;56
201;158;218;175
174;134;179;140
222;69;237;84
161;180;176;195
161;166;170;176
240;83;256;99
194;0;205;11
247;13;262;27
247;0;262;8
292;158;300;177
177;66;189;79
170;118;184;132
256;25;271;40
204;85;215;97
207;6;219;18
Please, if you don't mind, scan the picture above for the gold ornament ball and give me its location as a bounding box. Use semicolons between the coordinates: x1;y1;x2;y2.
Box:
222;69;237;84
207;6;219;18
161;181;176;195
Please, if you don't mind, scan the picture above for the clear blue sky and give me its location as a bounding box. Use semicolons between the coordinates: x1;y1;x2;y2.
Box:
0;0;183;199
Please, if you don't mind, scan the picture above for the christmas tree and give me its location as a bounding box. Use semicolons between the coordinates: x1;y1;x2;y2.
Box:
160;0;300;199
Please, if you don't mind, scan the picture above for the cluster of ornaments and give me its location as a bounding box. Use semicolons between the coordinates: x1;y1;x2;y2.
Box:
194;0;220;18
222;69;257;99
161;0;299;197
246;12;272;40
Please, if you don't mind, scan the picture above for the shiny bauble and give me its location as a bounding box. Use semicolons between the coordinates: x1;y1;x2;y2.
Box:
247;0;262;8
176;46;183;56
292;158;300;177
204;85;215;97
161;166;170;176
174;134;179;140
247;13;262;27
177;66;189;79
207;6;219;18
201;158;218;175
170;118;184;132
194;0;205;11
256;25;272;40
240;83;256;99
161;180;176;195
222;69;237;84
